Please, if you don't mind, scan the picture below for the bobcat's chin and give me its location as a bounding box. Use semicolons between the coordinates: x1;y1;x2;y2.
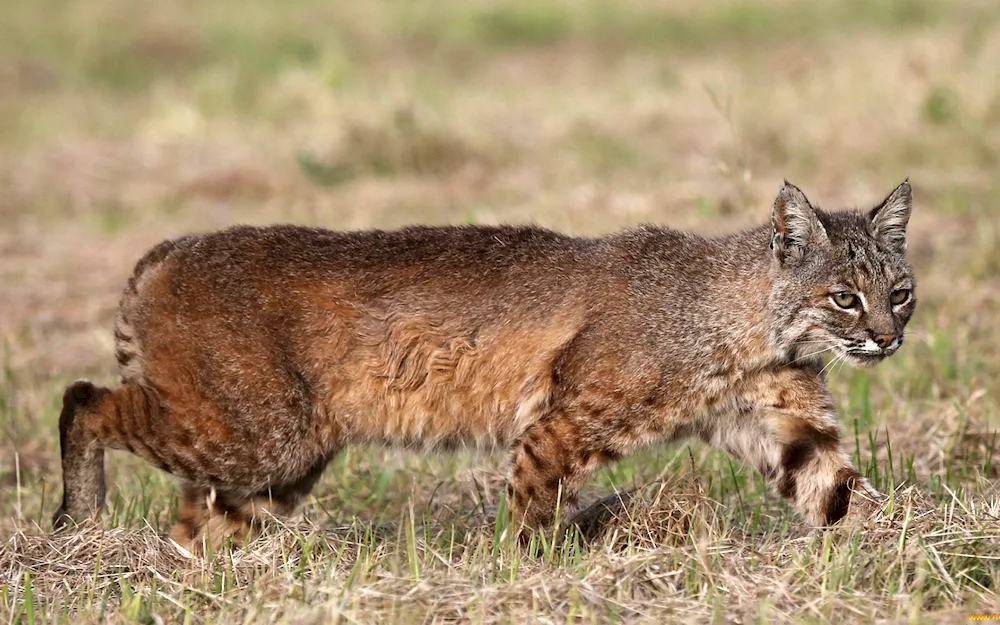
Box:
844;351;888;368
843;345;903;368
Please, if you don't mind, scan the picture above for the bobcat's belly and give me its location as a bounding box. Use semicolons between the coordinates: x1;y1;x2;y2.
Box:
315;311;584;450
342;371;548;450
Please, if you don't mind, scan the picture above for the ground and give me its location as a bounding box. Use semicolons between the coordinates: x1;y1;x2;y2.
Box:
1;0;999;622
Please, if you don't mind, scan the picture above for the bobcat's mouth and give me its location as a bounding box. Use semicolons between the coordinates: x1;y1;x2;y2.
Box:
844;349;889;368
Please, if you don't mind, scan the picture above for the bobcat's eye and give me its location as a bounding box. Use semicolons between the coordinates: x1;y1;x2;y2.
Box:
890;289;911;305
832;292;859;309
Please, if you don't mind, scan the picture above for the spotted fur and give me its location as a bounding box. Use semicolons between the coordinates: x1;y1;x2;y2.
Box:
52;181;915;551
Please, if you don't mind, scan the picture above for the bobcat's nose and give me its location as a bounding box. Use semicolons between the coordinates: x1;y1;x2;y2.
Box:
871;333;899;349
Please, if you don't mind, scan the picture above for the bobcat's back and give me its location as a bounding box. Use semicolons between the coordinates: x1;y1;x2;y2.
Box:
113;225;620;452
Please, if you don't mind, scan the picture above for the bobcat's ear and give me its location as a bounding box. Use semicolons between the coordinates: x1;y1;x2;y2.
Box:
770;181;827;263
869;179;912;252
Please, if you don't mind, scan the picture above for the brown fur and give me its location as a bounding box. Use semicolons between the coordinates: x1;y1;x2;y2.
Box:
52;181;915;551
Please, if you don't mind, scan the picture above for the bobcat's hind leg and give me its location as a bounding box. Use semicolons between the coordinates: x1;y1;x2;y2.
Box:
169;454;334;555
52;380;167;530
168;484;259;556
52;381;110;530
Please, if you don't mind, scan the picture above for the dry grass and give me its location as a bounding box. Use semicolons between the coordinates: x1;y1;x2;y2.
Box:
2;0;999;622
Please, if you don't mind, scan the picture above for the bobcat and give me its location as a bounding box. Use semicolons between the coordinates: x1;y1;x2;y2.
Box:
52;181;915;552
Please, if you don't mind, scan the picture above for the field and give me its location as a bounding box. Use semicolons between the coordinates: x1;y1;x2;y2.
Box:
2;0;999;622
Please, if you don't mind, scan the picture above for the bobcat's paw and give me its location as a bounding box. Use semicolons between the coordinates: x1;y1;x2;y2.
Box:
845;477;887;522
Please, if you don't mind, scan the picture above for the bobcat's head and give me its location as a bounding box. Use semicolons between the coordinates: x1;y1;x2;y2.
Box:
769;180;916;368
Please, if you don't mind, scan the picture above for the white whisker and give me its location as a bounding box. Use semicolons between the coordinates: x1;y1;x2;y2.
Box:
819;351;845;377
790;346;833;364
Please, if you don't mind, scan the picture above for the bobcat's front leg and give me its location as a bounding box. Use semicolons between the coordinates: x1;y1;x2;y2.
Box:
708;366;882;525
506;409;616;534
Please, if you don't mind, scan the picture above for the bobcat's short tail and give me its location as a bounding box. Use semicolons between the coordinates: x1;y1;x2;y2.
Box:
114;236;192;383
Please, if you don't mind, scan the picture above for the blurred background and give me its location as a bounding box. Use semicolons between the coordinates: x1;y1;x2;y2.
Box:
2;0;998;537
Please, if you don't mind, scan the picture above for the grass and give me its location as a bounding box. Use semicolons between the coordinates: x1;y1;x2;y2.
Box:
2;0;999;622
